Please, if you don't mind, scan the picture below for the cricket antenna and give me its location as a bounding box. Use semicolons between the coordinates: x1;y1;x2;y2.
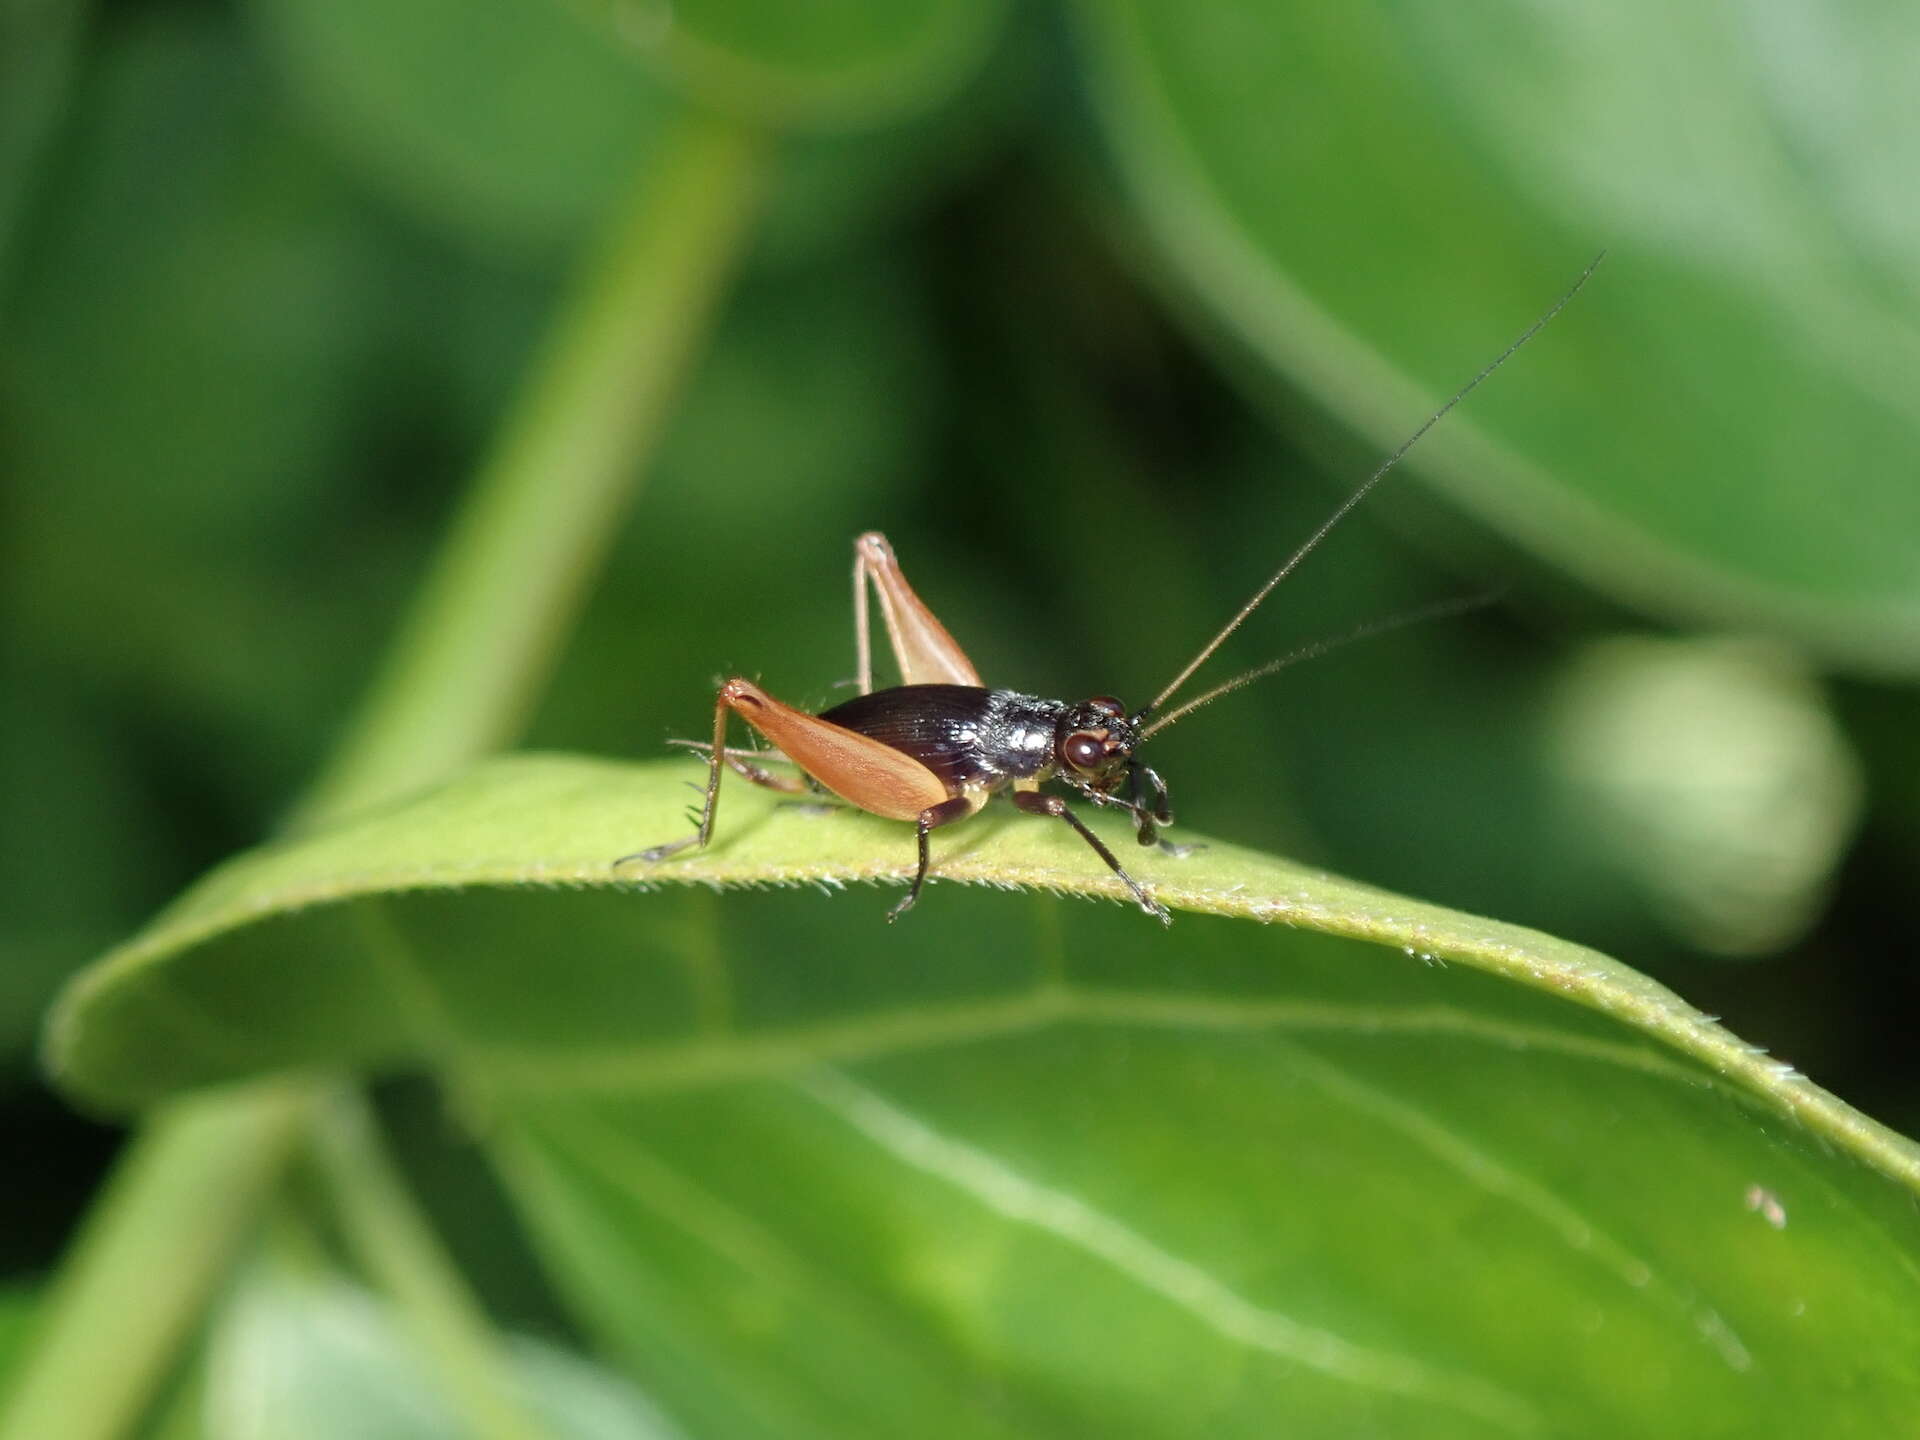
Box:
1140;251;1604;720
1139;592;1498;739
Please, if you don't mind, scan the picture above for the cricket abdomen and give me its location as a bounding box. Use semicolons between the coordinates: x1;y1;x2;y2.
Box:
819;685;1065;795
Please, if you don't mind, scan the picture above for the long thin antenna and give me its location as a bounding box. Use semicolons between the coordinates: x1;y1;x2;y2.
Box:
1139;593;1496;739
1142;251;1604;718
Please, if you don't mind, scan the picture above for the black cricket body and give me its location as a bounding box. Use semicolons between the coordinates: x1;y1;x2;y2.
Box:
819;686;1068;791
818;685;1169;840
821;683;1144;802
623;258;1602;923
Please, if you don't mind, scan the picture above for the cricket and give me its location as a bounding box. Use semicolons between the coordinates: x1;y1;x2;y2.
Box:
621;257;1601;924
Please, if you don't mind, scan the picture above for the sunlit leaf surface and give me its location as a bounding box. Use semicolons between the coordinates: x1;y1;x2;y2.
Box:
0;1289;37;1391
1076;1;1920;672
48;756;1920;1434
205;1265;678;1439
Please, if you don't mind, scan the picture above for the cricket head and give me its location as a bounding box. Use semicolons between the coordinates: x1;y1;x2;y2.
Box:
1056;695;1172;844
1055;695;1136;788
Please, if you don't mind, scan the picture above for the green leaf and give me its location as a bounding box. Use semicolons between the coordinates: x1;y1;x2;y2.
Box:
250;0;1029;264
205;1264;679;1439
0;0;85;290
1074;2;1920;672
1540;635;1862;956
576;0;1011;131
0;1288;38;1391
1;11;414;794
46;754;1920;1433
250;0;672;259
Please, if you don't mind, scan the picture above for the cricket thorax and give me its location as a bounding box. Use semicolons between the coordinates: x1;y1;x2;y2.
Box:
818;685;1067;795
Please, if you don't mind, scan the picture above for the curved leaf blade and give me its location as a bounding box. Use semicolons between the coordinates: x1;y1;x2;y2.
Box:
41;754;1919;1171
582;0;1011;131
1074;1;1920;672
43;754;1920;1434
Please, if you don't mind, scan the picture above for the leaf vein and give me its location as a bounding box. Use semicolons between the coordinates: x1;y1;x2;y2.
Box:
798;1067;1541;1433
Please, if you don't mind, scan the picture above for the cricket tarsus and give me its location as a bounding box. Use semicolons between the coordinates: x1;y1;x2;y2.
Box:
615;838;689;867
887;795;977;922
625;256;1600;922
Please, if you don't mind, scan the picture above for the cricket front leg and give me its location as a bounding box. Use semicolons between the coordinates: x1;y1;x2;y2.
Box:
1124;761;1199;857
1012;789;1170;925
1076;764;1184;853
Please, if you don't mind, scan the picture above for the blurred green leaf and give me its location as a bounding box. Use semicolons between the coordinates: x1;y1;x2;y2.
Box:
0;0;85;289
1542;635;1862;956
746;15;1040;270
1843;685;1920;858
7;13;384;549
0;659;163;1061
252;0;1029;264
46;754;1920;1434
575;0;1010;131
205;1264;678;1439
1075;2;1920;672
0;10;415;800
250;0;671;260
0;1289;36;1390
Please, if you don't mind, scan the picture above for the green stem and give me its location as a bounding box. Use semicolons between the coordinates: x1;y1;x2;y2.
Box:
0;1082;317;1440
296;107;767;828
6;107;766;1440
311;1087;546;1440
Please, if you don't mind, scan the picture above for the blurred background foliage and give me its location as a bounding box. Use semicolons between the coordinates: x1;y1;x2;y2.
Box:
3;0;1919;1426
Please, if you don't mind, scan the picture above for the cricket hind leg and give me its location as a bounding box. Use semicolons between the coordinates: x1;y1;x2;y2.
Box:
622;677;954;874
853;532;983;693
615;682;746;866
667;738;809;794
887;794;981;923
1012;790;1170;925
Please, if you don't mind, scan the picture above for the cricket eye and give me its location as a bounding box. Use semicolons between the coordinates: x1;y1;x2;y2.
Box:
1088;695;1126;719
1063;732;1105;770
